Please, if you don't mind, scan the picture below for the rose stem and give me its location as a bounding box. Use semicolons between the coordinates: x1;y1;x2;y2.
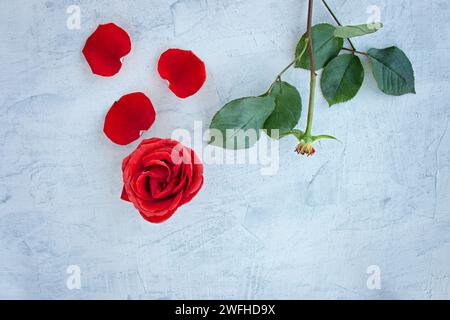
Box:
304;0;316;137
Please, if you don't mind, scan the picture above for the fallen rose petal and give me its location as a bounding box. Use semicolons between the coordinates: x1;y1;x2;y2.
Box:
158;48;206;98
104;92;156;145
83;23;131;77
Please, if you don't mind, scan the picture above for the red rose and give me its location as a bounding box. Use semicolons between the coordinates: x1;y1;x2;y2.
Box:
121;138;204;223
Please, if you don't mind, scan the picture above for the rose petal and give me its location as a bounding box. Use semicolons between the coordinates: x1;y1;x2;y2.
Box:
158;49;206;98
176;148;203;204
153;178;180;199
104;92;156;145
132;173;153;201
149;179;166;199
136;192;181;213
142;151;174;167
185;150;204;196
144;160;171;180
140;209;177;224
182;177;204;204
121;187;130;202
82;23;131;77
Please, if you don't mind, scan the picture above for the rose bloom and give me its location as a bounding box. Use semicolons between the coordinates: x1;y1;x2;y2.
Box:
121;138;204;223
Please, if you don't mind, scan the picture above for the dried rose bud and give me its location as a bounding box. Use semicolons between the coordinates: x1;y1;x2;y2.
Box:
295;142;316;157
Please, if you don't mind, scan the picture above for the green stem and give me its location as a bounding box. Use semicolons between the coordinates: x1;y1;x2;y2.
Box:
266;59;297;95
276;59;296;80
304;0;316;137
305;73;316;136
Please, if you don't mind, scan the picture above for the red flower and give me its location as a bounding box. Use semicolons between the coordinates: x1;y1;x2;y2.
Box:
158;49;206;98
104;92;156;145
121;138;204;223
82;23;131;77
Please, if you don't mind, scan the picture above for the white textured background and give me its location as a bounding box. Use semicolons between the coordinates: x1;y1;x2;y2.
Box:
1;0;449;299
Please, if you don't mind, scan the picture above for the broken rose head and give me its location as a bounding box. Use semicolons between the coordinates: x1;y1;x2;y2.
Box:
83;23;131;77
295;142;316;157
158;48;207;98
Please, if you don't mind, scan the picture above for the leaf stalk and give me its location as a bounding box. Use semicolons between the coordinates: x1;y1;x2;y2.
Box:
342;47;368;56
276;60;296;81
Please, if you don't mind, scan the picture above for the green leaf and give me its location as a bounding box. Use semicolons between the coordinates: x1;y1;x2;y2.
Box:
295;23;344;70
312;135;339;143
334;23;383;38
263;81;302;138
280;129;305;141
368;47;415;96
321;54;364;106
209;96;276;149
